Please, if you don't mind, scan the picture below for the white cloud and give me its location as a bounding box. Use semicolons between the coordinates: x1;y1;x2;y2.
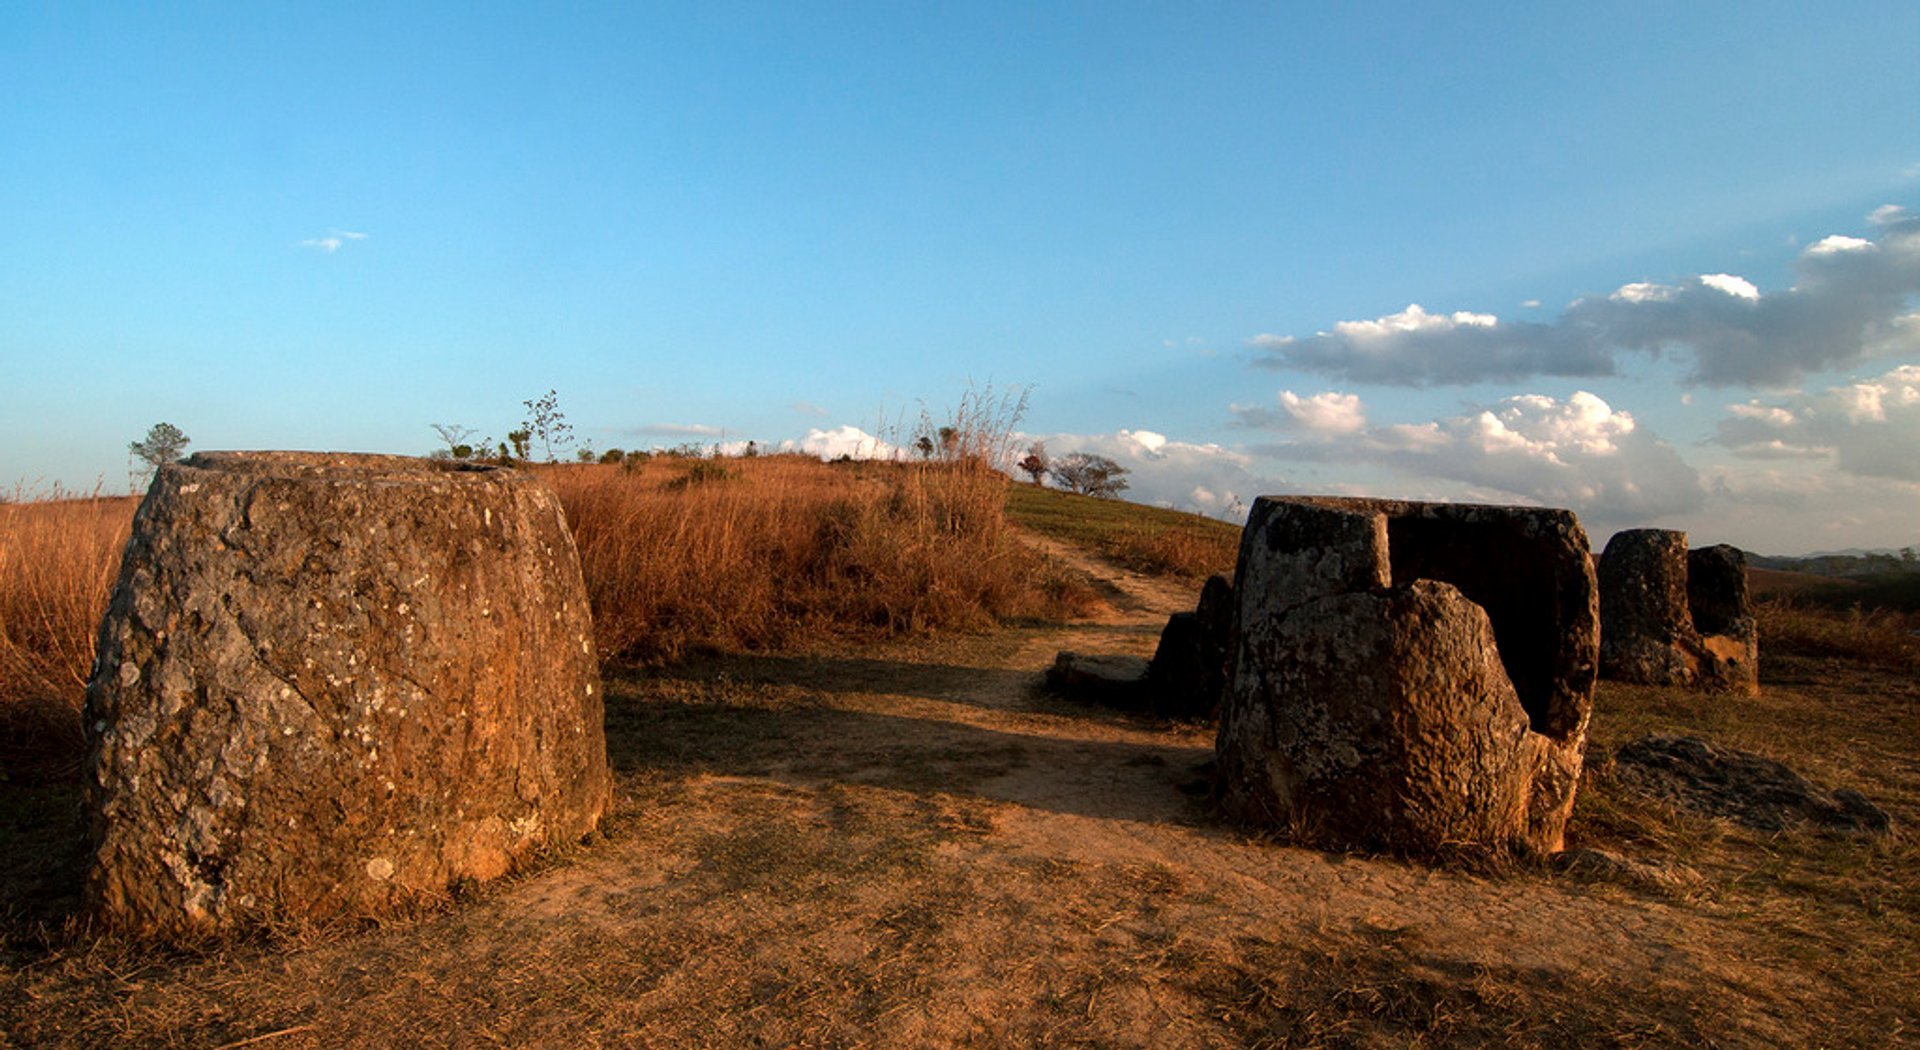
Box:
1251;208;1920;387
791;400;831;418
1233;390;1368;434
1870;204;1914;227
1251;303;1608;386
625;423;724;437
784;425;896;461
1611;282;1680;304
1803;234;1873;257
1699;273;1760;300
1252;390;1704;522
297;229;369;253
1714;364;1920;480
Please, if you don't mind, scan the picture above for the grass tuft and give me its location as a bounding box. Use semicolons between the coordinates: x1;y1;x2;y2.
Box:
0;489;133;778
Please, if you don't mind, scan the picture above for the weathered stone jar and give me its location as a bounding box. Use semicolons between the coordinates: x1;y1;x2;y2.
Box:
1598;529;1758;694
85;452;610;938
1215;496;1598;856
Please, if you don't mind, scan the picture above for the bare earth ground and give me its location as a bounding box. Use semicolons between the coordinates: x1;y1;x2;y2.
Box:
2;538;1914;1047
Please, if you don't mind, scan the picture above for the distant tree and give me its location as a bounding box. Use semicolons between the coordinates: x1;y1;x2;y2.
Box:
913;435;936;460
937;426;959;458
1049;452;1130;499
599;447;625;464
744;440;759;458
130;422;191;484
521;390;575;462
575;444;596;463
1017;441;1049;485
430;423;476;460
506;429;532;462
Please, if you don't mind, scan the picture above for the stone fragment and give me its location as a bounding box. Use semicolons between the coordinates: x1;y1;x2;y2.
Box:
1598;530;1758;693
1612;735;1891;836
1146;574;1232;720
1216;496;1597;856
85;452;611;938
1046;652;1151;708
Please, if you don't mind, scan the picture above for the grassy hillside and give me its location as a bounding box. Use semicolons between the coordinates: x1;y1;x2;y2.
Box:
1003;483;1240;580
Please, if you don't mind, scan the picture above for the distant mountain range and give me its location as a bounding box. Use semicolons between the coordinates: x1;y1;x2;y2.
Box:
1749;547;1919;578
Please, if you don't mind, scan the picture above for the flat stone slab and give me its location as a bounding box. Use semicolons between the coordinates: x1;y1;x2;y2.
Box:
1046;652;1151;709
1612;735;1890;836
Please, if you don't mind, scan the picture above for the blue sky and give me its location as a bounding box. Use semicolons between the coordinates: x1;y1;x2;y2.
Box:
3;3;1916;553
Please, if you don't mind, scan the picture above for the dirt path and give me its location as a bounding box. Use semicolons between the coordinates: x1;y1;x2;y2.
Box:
0;540;1866;1046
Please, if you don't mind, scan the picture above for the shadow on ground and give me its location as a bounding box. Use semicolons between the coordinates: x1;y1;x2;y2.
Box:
603;671;1215;827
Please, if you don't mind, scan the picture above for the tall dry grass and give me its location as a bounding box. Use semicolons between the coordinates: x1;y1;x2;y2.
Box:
1754;597;1920;671
548;453;1083;663
0;490;135;770
0;438;1088;765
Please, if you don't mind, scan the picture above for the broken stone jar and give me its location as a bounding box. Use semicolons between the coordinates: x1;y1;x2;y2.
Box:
1215;496;1598;856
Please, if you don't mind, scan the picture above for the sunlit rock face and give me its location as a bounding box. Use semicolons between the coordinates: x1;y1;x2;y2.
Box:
85;452;609;938
1599;530;1758;695
1215;496;1598;857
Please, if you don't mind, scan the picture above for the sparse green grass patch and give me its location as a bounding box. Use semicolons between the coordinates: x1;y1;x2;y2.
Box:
1005;484;1240;580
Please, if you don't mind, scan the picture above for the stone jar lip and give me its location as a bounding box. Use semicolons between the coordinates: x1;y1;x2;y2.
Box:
177;451;510;481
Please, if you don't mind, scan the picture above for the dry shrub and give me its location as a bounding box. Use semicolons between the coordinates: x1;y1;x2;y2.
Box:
0;490;134;770
1102;524;1237;580
1756;597;1920;671
548;454;1080;663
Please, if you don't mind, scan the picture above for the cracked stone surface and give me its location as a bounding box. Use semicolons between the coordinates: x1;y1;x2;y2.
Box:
1216;496;1596;856
84;452;610;938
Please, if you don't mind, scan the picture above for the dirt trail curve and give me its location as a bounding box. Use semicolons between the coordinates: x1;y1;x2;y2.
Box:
1;535;1837;1046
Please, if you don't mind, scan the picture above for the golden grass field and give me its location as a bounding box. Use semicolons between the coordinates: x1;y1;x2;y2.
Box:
2;462;1916;1046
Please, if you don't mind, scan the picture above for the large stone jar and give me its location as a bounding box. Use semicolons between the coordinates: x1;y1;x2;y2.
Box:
85;452;610;937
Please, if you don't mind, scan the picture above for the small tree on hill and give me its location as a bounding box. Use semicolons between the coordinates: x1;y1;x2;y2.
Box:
1017;441;1049;485
1049;452;1130;499
431;423;476;460
521;390;575;462
130;422;191;486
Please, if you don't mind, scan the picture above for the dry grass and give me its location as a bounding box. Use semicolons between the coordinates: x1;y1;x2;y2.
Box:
0;451;1095;768
0;491;133;776
1753;597;1920;672
547;454;1091;664
1566;604;1920;1046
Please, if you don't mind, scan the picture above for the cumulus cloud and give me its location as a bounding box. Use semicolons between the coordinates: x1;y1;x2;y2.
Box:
1231;390;1367;433
1248;389;1704;520
1693;463;1920;552
1251;207;1920;388
297;229;369;253
1251;304;1610;386
784;425;895;461
1713;364;1920;481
